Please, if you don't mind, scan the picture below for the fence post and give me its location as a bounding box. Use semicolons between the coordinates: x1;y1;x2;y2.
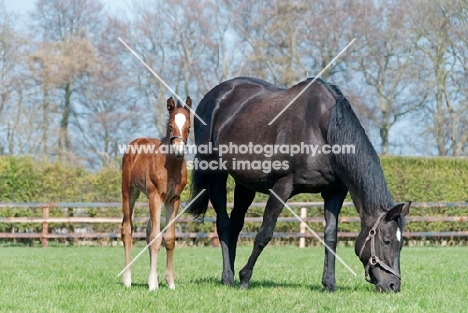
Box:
42;206;49;248
299;207;307;248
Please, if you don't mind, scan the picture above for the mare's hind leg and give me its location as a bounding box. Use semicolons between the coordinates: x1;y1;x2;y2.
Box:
229;183;255;273
239;178;293;289
208;172;232;285
147;193;163;290
164;196;180;290
321;186;347;292
121;184;139;287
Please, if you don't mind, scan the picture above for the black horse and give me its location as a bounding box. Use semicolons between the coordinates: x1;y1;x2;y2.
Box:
189;77;411;292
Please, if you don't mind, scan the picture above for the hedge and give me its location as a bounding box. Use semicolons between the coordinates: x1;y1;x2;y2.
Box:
1;156;468;239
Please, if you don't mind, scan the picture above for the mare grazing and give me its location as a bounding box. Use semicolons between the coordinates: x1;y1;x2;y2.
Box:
121;97;191;290
189;77;411;292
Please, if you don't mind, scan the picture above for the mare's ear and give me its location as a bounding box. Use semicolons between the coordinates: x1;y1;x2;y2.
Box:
185;97;192;110
385;201;411;221
167;97;175;112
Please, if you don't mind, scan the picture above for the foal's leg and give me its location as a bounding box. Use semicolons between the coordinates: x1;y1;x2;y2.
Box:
121;185;139;287
208;173;232;285
164;196;180;290
321;186;347;292
239;179;293;289
147;193;163;291
229;183;255;273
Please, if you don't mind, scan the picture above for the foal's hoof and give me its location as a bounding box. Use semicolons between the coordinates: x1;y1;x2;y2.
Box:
122;274;132;288
239;282;249;290
148;285;159;291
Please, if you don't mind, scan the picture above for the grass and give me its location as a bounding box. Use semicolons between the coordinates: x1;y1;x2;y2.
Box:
0;245;467;312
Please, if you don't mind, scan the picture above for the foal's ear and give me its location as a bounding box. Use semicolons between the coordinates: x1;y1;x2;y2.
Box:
167;97;175;112
385;201;411;221
185;97;192;110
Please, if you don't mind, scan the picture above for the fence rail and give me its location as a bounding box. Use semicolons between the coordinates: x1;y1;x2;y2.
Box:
1;202;468;247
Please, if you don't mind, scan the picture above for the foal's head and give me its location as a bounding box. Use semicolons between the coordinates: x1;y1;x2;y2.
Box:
167;97;192;157
355;202;411;292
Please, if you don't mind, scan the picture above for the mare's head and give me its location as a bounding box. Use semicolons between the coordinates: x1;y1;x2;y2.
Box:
167;97;191;157
355;202;411;292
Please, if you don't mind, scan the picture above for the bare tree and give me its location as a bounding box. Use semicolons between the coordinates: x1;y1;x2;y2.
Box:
2;0;466;165
228;0;306;86
31;0;103;158
73;17;150;168
347;0;428;155
228;1;358;87
450;5;468;156
0;2;27;155
414;0;468;156
128;0;242;135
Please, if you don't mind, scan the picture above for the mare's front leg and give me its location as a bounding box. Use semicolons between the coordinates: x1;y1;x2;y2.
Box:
229;183;255;273
164;196;180;290
239;178;293;289
208;173;232;285
321;186;347;292
147;193;163;291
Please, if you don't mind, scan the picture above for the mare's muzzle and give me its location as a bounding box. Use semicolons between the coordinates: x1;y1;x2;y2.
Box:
358;211;401;292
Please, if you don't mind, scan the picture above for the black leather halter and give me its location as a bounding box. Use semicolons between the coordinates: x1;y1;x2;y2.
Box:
358;211;401;283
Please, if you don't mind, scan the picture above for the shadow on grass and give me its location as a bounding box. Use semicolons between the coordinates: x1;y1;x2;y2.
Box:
116;282;179;290
126;283;150;289
248;280;364;292
181;276;367;292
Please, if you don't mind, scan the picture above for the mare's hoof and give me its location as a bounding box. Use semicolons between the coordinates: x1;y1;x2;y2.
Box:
222;272;234;286
324;284;336;292
222;279;234;286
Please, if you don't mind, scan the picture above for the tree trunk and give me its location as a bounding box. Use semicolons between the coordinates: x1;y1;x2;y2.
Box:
380;125;389;155
434;46;447;156
42;84;49;155
59;82;72;155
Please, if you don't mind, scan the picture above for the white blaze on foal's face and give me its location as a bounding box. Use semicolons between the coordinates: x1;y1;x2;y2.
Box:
173;113;187;156
396;228;401;242
174;113;186;134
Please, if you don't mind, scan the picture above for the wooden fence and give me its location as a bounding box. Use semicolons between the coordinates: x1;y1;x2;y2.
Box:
1;202;468;247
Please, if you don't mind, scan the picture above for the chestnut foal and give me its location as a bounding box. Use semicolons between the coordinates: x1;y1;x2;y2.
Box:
121;97;191;290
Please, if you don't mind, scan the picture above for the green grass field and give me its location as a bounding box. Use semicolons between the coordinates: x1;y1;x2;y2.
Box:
0;245;466;312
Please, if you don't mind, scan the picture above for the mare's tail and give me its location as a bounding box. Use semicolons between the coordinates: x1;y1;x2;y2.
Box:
187;156;210;219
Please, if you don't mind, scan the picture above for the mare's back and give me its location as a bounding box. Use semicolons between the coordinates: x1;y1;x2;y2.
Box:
196;77;286;145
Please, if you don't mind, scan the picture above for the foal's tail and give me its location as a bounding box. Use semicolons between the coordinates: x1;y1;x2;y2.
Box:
187;157;210;219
